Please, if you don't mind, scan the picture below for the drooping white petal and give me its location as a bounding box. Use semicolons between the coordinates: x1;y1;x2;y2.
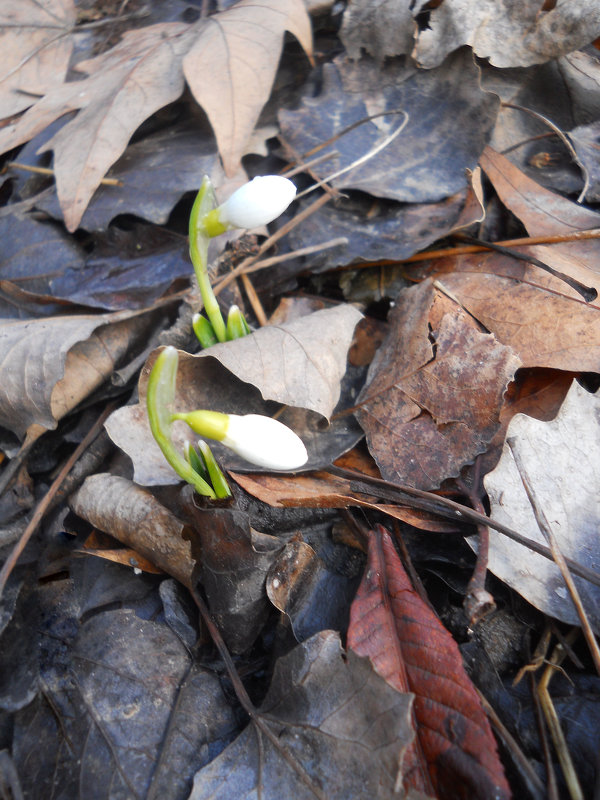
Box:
222;414;308;470
217;176;296;229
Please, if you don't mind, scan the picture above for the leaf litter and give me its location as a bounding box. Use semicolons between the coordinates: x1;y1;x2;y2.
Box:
1;1;600;798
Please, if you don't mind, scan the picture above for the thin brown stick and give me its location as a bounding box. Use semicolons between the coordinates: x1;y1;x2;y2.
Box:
458;234;596;302
327;466;600;589
507;438;600;676
537;632;584;800
330;228;600;270
8;162;123;187
456;470;496;627
477;686;546;800
241;273;267;326
240;238;348;276
530;670;560;800
0;402;116;599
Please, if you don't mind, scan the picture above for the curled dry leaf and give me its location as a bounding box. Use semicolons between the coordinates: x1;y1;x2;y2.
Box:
183;493;284;653
69;474;194;589
189;630;414;800
231;471;460;532
348;525;511;800
411;0;600;69
0;308;159;440
355;281;520;489
483;381;600;631
266;537;361;641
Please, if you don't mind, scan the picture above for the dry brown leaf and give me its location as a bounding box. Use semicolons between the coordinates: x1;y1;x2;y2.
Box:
355;282;520;489
0;0;75;118
231;471;459;532
480;147;600;291
429;252;600;372
70;474;194;589
412;0;600;69
184;0;312;176
0;22;193;231
348;525;511;799
0;309;157;440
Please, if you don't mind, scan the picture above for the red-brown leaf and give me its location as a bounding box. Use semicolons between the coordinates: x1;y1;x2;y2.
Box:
347;525;511;800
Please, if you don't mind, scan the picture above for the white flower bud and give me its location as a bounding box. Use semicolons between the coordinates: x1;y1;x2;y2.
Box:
216;176;296;230
222;414;308;470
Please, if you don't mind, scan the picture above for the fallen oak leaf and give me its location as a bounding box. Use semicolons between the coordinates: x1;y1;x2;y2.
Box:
348;524;511;800
355;281;520;489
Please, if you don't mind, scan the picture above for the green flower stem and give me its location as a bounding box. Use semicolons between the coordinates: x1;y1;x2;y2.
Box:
189;177;227;343
147;347;216;499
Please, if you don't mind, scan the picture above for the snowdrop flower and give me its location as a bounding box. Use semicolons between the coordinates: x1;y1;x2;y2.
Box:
202;176;297;235
172;409;308;470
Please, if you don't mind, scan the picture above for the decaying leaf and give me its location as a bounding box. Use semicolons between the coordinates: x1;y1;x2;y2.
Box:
189;630;414;800
0;308;160;440
279;51;498;204
483;380;600;631
106;305;362;485
183;495;284;653
69;474;195;589
426;252;600;373
12;606;238;799
266;537;362;641
355;281;520;489
231;471;460;532
411;0;600;69
283;181;485;276
348;525;511;800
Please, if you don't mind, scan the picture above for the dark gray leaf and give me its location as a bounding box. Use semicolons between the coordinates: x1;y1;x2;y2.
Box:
189;631;414;800
279;51;498;204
